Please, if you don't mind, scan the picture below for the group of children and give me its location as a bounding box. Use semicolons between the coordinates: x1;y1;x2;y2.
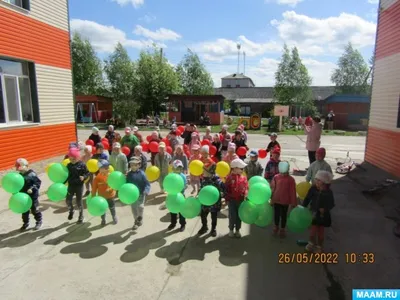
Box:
14;126;335;253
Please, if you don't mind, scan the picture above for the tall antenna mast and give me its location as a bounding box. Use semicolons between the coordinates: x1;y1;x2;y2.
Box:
243;51;246;75
236;43;241;74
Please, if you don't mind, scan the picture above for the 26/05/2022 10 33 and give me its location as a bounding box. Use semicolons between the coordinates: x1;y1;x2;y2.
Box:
277;252;375;264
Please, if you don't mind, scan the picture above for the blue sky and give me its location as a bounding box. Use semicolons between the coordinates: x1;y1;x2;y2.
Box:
69;0;379;87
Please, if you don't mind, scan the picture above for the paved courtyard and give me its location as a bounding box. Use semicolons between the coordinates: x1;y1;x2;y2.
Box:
1;132;398;300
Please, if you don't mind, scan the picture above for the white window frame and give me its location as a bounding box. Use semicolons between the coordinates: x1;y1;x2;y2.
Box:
0;63;33;127
1;0;29;10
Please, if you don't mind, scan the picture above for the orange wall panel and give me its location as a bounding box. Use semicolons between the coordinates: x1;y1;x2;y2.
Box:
0;123;77;170
365;126;400;178
375;1;400;60
0;7;71;70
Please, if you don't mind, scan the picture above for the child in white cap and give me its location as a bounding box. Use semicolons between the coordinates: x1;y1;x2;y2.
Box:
88;127;102;146
302;170;335;253
225;158;249;238
109;142;128;174
15;158;43;231
134;145;147;171
203;126;213;142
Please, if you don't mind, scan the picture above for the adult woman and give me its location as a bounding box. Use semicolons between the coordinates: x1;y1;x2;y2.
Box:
303;116;322;165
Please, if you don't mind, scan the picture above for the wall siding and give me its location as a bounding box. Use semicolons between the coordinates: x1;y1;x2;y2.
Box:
30;0;69;31
381;0;398;10
368;53;400;131
36;64;75;124
0;6;71;70
0;123;76;170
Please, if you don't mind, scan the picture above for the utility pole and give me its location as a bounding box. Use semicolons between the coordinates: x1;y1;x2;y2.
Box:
237;43;241;74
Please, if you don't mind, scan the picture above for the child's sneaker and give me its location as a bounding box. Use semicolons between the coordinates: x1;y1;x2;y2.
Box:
131;224;139;231
179;225;186;232
34;222;42;231
314;246;322;253
68;211;74;221
136;217;143;227
210;229;217;237
279;228;286;238
305;242;315;252
272;225;279;235
235;230;242;238
197;226;208;235
101;219;106;226
77;215;84;224
167;224;176;231
20;223;29;232
112;216;118;225
228;230;235;238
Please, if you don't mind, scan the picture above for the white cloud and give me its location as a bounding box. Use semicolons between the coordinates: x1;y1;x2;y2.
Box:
111;0;144;8
133;25;182;41
367;0;379;4
266;0;304;7
139;14;156;23
70;19;165;53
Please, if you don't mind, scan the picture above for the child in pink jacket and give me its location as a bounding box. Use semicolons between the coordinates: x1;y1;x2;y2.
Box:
304;116;322;165
270;161;297;237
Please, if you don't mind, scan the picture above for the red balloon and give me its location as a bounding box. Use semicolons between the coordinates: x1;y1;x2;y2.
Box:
166;146;173;154
201;139;211;146
219;134;224;142
101;138;108;143
149;141;159;153
183;144;189;152
210;145;217;156
258;149;267;159
121;146;130;156
86;139;94;146
92;147;97;155
102;141;109;149
162;138;170;146
146;135;152;142
141;142;149;152
178;126;185;132
237;146;247;156
185;150;191;158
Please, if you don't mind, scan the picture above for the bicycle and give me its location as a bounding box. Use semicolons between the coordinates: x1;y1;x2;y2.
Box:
335;151;363;174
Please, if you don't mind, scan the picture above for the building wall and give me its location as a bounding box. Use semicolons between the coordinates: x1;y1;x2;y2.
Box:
365;0;400;177
222;78;253;88
326;103;370;130
0;0;76;170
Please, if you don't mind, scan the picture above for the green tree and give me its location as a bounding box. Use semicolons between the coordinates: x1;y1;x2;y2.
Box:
71;33;104;95
274;45;315;115
331;42;370;94
176;49;214;95
104;43;137;124
135;46;180;116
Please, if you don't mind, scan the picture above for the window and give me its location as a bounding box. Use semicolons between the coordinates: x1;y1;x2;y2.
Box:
226;85;231;88
240;105;251;116
2;0;30;10
236;84;240;88
0;58;36;124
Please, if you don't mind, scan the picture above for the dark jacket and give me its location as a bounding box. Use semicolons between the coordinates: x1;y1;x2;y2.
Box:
200;175;225;212
212;141;222;161
20;170;41;199
302;186;335;227
266;141;280;153
66;161;90;186
105;131;115;150
182;130;192;145
89;134;101;146
126;169;151;195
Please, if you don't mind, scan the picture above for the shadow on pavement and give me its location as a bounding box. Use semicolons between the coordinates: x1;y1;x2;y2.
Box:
59;228;134;259
0;222;71;249
44;222;103;245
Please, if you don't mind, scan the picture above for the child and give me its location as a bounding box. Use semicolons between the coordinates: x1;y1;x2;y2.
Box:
15;158;43;231
212;134;222;162
148;131;161;166
88;127;102;146
82;145;93;197
91;160;117;226
237;124;248;143
109;142;128;174
189;132;201;154
105;125;115;153
93;143;109;161
270;161;297;237
134;145;147;171
155;141;172;198
203;126;213;141
223;143;239;164
244;149;263;180
172;145;188;174
167;160;187;232
305;148;333;184
189;144;202;194
233;130;249;160
264;146;281;182
198;159;224;237
225;158;249;238
127;157;151;230
65;148;90;223
266;133;280;158
303;170;335;253
168;131;179;152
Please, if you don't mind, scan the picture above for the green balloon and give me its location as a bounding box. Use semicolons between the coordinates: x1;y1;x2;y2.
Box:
166;193;185;213
2;172;25;194
163;173;184;195
287;206;312;233
248;182;271;205
9;193;32;214
254;202;274;227
107;171;126;190
47;183;68;202
48;163;69;183
198;185;219;206
287;218;307;233
180;196;201;219
87;196;109;216
119;183;139;205
239;201;259;224
86;194;93;206
248;176;269;188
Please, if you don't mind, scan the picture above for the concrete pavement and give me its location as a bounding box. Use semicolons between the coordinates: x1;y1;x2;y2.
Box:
1;133;399;300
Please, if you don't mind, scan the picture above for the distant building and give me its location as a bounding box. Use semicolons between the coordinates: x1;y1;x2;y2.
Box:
221;74;255;88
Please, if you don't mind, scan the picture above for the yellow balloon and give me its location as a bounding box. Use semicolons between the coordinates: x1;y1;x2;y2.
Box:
109;165;114;173
87;159;99;173
168;165;173;173
45;163;55;174
216;161;230;178
145;166;160;182
189;160;204;176
296;181;311;200
62;158;70;166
